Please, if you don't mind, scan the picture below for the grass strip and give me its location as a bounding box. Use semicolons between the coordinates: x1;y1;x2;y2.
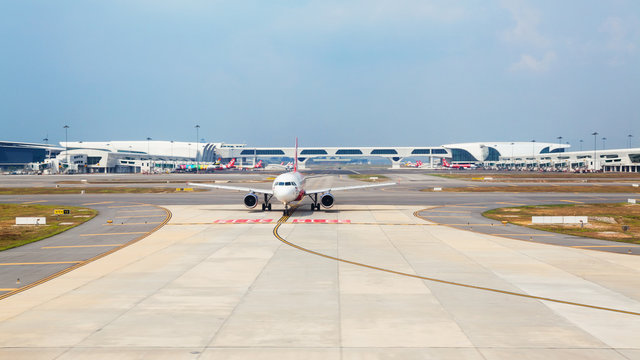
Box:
482;203;640;244
0;204;98;251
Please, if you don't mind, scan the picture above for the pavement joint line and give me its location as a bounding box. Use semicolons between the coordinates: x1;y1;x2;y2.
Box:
107;204;152;208
572;245;640;248
0;203;173;301
115;209;167;213
103;222;162;226
0;261;83;266
423;210;472;213
80;231;149;236
114;215;167;218
487;233;556;237
421;215;471;218
272;207;640;317
81;201;114;205
41;244;123;249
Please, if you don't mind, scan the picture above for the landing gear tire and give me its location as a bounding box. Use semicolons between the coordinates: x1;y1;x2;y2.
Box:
261;203;266;211
267;203;272;211
315;203;321;211
310;204;315;211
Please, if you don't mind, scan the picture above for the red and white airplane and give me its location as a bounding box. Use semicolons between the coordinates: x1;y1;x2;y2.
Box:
405;160;424;168
442;158;477;169
189;139;396;215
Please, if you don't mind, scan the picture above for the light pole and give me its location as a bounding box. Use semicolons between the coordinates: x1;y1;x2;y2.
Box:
146;137;152;173
628;134;633;148
63;125;69;172
531;140;536;170
195;125;200;174
170;140;174;171
592;132;598;171
602;137;606;150
579;139;583;151
510;142;515;169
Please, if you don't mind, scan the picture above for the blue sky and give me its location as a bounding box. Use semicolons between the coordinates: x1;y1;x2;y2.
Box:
1;1;639;149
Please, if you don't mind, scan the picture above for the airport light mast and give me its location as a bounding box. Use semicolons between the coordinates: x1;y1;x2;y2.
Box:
63;125;69;172
629;134;633;148
592;132;598;171
147;137;152;173
195;125;200;174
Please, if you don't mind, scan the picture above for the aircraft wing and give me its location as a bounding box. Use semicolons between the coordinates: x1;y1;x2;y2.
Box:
187;182;273;195
305;182;396;195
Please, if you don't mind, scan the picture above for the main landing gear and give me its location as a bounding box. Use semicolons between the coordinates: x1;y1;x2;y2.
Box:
307;193;321;211
261;194;273;211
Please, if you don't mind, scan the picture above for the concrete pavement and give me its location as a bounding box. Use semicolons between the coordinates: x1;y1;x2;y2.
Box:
0;204;638;359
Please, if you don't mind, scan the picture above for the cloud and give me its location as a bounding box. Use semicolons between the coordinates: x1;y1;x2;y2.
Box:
509;51;556;72
599;16;637;65
500;0;549;47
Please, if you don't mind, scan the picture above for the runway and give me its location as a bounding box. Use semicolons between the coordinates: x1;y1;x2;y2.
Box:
1;173;639;359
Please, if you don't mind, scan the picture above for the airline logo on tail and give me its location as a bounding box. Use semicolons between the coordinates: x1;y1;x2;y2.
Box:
226;158;236;169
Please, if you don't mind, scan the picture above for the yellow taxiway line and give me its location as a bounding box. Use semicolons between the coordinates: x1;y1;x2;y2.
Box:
0;261;82;266
559;199;584;203
108;204;152;208
80;232;148;237
103;222;162;226
41;244;123;249
114;215;167;219
81;201;114;205
272;209;640;317
21;200;48;204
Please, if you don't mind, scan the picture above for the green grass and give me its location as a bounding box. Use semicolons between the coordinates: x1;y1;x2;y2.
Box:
0;204;98;251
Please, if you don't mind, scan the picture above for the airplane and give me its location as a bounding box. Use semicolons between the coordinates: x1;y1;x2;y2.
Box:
237;160;263;170
188;139;396;215
405;160;424;168
264;161;293;171
211;158;236;170
442;158;477;169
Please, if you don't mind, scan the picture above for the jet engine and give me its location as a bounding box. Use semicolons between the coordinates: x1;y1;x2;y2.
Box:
243;193;258;209
320;193;334;209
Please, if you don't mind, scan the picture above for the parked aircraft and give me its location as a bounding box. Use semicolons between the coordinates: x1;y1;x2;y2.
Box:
189;140;396;215
442;158;477;169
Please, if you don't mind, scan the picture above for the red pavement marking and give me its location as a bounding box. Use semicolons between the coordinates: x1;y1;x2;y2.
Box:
212;219;274;223
292;219;351;223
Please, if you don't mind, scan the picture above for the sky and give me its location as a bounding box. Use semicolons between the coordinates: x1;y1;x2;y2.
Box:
1;0;639;149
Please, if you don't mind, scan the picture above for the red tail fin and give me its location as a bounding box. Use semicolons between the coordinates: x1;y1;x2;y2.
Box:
228;158;236;168
442;158;449;167
294;137;298;172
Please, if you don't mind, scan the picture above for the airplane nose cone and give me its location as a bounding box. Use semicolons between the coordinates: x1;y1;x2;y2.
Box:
274;187;296;203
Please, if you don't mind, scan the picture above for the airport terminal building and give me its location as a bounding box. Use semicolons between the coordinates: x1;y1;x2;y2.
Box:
1;139;639;173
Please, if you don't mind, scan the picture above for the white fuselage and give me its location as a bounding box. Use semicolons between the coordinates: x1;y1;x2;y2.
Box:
272;171;305;205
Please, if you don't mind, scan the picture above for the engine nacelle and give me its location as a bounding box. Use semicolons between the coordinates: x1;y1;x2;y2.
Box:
243;193;258;209
320;193;334;209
